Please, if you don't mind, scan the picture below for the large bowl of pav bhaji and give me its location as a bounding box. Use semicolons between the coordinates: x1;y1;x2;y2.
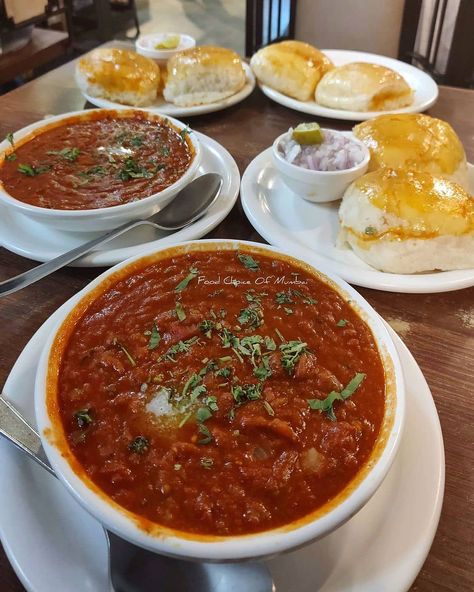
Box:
0;109;200;232
35;240;405;560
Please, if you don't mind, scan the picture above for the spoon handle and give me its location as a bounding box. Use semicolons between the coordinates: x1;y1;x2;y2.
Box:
0;395;55;476
0;219;153;298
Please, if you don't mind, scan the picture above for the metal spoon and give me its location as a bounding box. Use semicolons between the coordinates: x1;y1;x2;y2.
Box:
0;173;223;297
0;396;275;592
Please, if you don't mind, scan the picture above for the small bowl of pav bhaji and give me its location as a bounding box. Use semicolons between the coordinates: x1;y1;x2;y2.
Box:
0;109;200;232
35;240;404;560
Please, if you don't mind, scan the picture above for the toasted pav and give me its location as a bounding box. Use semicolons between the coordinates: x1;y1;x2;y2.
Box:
76;48;160;107
338;168;474;273
353;113;469;189
163;46;246;107
250;40;333;102
315;62;413;112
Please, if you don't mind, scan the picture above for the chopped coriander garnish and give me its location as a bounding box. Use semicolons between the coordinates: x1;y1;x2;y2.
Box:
219;328;239;349
279;340;307;374
47;147;80;162
130;134;144;147
232;346;244;364
364;226;377;236
5;132;14;146
198;423;213;444
5;153;16;161
276;289;317;306
307;372;366;421
199;319;215;338
276;290;294;305
175;267;198;292
284;307;293;315
74;408;92;428
216;366;231;378
189;384;207;403
263;400;275;417
182;373;201;397
232;383;262;404
175;301;186;321
264;336;276;351
336;319;348;327
148;323;161;350
18;163;51;176
80;165;106;179
161;145;170;156
118;157;153;181
275;328;285;343
245;289;267;305
196;406;212;423
178;411;192;428
340;372;366;399
179;127;191;142
202;395;218;412
116;342;136;367
237;252;260;271
160;336;200;362
254;356;272;381
200;457;213;469
238;304;263;329
129;436;149;454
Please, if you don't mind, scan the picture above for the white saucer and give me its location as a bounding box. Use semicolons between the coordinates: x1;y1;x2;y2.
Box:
0;132;239;267
259;50;438;122
241;149;474;293
83;64;255;118
0;310;444;591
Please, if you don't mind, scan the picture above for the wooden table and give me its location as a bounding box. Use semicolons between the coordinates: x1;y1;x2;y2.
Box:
0;56;473;592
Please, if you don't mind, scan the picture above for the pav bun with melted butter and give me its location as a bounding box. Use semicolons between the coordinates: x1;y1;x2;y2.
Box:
250;40;333;102
163;46;246;106
338;168;474;273
76;47;161;107
315;62;413;112
353;113;469;189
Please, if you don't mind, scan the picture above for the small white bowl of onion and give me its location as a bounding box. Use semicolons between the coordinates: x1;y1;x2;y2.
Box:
272;124;370;203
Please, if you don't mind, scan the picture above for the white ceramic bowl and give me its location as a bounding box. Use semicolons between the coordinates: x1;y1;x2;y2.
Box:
0;109;201;232
272;129;370;203
135;33;196;65
34;239;404;562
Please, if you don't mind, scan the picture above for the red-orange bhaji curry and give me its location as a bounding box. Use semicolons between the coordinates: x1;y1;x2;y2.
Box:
53;247;386;536
0;111;193;210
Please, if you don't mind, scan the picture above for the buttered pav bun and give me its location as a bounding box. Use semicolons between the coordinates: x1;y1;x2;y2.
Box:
76;48;161;107
339;168;474;273
353;113;469;189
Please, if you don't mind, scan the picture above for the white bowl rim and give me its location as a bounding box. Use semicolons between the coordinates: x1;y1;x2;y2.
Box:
34;238;405;561
272;128;370;176
0;108;201;218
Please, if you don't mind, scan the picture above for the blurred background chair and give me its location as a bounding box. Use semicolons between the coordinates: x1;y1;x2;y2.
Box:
245;0;296;57
65;0;140;51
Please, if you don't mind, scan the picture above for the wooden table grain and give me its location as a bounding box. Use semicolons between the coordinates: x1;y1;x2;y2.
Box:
0;57;473;592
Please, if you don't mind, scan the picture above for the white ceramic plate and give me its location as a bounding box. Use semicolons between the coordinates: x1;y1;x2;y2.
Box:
258;50;439;121
0;132;239;267
0;313;444;592
241;149;474;293
83;64;255;118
